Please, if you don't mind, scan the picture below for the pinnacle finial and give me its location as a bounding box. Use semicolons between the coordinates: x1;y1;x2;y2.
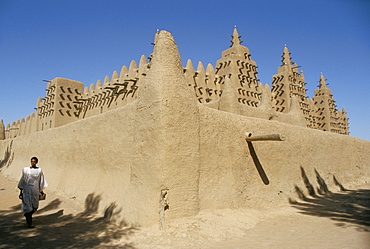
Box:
281;46;292;66
230;27;242;47
319;73;327;89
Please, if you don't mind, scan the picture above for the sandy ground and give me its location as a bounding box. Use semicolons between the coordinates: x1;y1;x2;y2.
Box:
1;173;369;249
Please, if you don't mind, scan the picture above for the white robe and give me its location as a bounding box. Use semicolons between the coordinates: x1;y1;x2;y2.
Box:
18;167;48;213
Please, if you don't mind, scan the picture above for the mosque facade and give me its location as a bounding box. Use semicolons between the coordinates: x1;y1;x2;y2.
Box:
1;28;348;140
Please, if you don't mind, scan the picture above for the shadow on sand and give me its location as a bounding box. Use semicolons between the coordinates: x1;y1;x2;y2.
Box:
290;167;370;231
0;193;136;248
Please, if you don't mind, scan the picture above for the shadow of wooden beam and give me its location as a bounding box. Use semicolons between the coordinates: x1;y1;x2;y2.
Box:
247;141;269;185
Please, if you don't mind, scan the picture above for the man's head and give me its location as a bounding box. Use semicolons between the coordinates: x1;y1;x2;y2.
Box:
30;157;38;167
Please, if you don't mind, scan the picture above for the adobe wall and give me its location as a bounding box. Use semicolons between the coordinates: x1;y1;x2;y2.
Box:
0;102;144;223
2;99;369;227
0;96;199;228
198;104;370;210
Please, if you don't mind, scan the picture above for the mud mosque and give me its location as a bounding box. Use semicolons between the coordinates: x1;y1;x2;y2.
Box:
1;28;348;139
0;29;368;227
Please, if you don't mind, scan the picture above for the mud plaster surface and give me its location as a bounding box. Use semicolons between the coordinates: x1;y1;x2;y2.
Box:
1;173;369;249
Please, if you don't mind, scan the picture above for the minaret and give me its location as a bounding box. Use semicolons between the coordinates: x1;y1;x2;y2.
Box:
272;46;293;113
230;27;241;47
271;46;310;126
216;27;262;109
341;107;349;135
312;73;349;134
0;120;5;140
318;73;327;88
281;46;292;68
312;73;333;132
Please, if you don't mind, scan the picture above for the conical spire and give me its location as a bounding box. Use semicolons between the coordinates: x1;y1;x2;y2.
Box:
218;75;239;113
230;27;242;47
148;30;160;64
135;30;200;222
96;79;102;89
197;61;205;73
219;27;250;60
112;71;119;81
154;29;159;44
104;75;110;86
89;83;95;92
0;119;5;140
120;66;128;81
319;73;327;89
281;45;292;66
185;59;194;71
138;30;196;103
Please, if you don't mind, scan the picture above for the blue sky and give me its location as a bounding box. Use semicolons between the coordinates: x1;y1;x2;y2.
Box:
0;0;369;140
